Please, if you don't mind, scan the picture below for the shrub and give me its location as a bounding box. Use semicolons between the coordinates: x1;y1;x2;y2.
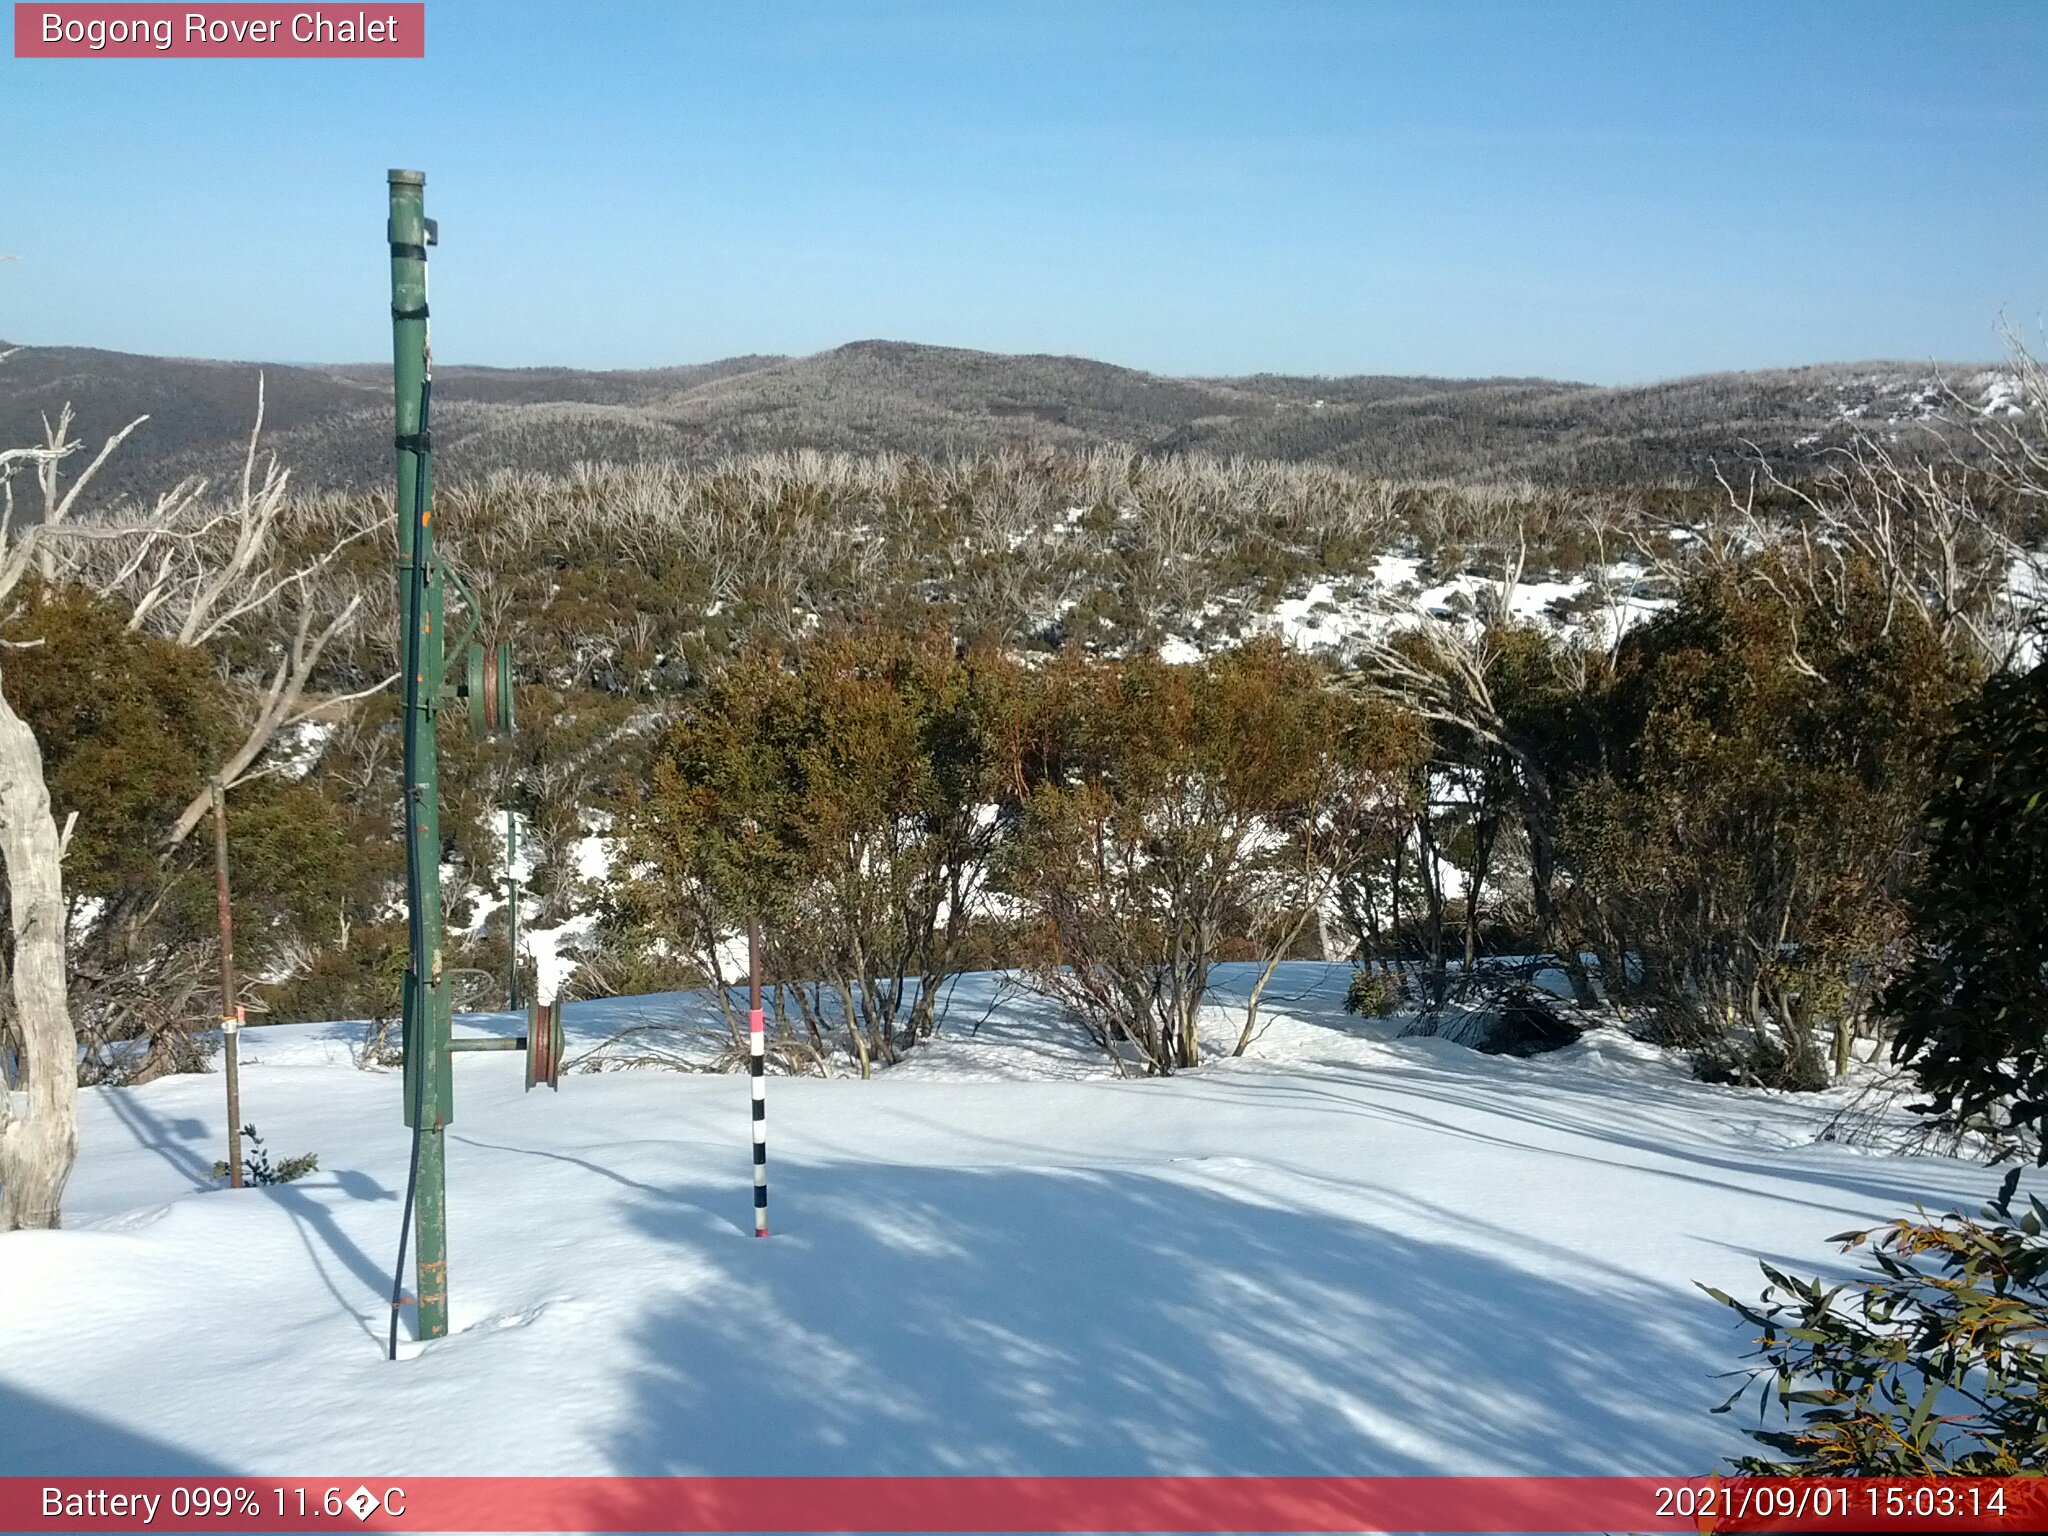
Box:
1564;563;1965;1088
0;582;234;900
263;920;408;1029
1886;660;2048;1165
1694;1035;1831;1094
1010;642;1418;1074
1702;1170;2048;1474
630;628;1018;1074
1344;967;1403;1018
213;1125;319;1187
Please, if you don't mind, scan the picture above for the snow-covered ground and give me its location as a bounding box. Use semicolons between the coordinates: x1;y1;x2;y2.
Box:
0;964;2021;1481
1160;548;1680;668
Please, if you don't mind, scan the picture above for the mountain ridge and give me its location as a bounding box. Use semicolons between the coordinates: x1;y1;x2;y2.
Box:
0;337;2004;499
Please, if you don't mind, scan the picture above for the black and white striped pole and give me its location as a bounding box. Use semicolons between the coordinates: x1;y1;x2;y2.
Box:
748;916;769;1237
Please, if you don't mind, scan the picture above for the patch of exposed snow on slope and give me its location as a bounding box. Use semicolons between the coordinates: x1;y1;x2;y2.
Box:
1507;577;1587;623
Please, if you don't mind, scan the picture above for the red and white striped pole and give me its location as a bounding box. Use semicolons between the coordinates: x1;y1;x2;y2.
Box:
747;917;768;1237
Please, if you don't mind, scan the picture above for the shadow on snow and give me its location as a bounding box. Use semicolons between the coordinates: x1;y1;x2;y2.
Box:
590;1159;1743;1478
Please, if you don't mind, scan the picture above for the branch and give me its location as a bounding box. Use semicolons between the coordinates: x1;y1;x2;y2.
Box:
165;591;369;847
43;411;151;532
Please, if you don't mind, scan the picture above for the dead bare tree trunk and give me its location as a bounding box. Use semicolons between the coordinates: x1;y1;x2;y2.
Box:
0;398;100;1231
0;673;76;1229
0;370;371;1222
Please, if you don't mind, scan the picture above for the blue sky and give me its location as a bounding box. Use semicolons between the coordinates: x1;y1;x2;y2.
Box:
4;1;2043;383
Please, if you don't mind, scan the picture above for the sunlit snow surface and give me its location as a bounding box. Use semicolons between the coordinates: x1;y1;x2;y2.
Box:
3;963;2024;1479
1154;546;1681;665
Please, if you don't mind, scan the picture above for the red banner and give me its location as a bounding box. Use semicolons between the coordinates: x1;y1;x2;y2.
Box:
2;1476;2044;1533
13;4;424;57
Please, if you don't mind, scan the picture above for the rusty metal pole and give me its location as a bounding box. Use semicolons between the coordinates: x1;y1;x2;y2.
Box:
211;777;243;1189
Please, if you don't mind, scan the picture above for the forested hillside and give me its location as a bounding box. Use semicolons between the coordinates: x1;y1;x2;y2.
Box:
0;337;2015;501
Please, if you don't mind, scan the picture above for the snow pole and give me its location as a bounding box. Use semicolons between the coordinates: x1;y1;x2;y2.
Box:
748;917;768;1236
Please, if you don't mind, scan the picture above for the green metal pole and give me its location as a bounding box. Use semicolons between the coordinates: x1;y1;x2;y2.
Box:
389;168;452;1342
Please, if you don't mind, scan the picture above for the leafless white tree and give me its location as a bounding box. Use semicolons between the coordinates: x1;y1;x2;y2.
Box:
0;382;191;1226
1;377;385;1226
70;381;390;844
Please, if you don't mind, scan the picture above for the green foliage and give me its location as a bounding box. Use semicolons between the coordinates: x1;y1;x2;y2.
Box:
1343;966;1403;1018
0;583;233;898
10;401;2022;1091
1703;1170;2048;1474
628;628;1019;1069
1011;640;1421;1073
1886;660;2048;1163
212;1125;319;1187
220;779;392;978
262;920;407;1029
625;630;1424;1076
1562;563;1967;1085
0;584;404;1077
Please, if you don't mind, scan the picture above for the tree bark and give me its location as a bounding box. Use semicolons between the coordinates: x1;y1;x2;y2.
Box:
0;673;78;1230
1521;795;1598;1008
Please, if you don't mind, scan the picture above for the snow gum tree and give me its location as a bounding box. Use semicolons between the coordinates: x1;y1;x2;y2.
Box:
1884;658;2048;1162
1879;340;2048;1155
0;402;157;1227
628;628;1019;1074
2;383;377;1226
1705;1170;2048;1475
0;605;72;1227
2;587;234;1082
1563;561;1968;1086
1350;606;1608;1010
1007;640;1418;1075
